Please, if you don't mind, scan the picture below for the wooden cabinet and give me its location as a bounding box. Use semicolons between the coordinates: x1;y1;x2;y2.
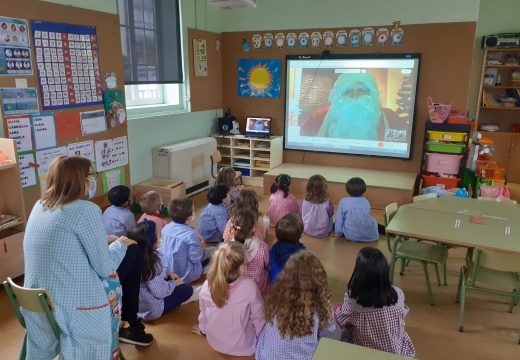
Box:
482;131;520;183
213;135;283;186
0;139;26;280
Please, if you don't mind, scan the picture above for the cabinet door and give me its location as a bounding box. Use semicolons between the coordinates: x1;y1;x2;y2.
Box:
0;231;24;279
506;134;520;183
483;132;512;167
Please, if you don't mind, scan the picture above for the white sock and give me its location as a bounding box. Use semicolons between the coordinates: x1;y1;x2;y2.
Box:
182;285;202;305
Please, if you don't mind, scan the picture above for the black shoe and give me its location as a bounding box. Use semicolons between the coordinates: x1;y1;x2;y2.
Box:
119;324;153;346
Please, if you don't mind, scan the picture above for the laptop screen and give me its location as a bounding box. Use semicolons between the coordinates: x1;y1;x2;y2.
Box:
245;116;271;136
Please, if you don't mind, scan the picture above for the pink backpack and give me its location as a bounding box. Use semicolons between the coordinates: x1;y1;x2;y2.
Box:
479;184;511;201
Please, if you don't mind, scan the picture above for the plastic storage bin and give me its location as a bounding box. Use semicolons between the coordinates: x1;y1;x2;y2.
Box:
427;131;467;142
422;173;460;189
426;142;466;154
425;153;463;174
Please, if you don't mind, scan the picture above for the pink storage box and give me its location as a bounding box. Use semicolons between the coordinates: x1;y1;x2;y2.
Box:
425;153;463;175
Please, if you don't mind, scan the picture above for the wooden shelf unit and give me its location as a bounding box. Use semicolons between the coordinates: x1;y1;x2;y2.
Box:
213;135;283;186
0;138;26;280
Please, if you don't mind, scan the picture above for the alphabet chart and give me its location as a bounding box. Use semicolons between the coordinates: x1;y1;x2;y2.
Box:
31;20;103;110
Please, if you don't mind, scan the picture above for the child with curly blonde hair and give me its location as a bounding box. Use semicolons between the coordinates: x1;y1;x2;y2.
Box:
256;251;335;360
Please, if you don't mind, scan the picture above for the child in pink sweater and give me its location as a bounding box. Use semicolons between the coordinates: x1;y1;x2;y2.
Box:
266;174;299;227
193;241;265;356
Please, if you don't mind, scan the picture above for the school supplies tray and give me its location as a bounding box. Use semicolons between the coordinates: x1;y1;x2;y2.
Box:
254;160;270;168
427;131;467;142
426;142;466;154
422;173;460;189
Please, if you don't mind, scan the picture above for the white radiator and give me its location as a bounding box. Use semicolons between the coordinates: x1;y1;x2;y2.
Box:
152;137;217;196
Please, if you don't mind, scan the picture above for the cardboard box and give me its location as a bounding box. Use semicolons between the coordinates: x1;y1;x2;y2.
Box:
133;178;186;206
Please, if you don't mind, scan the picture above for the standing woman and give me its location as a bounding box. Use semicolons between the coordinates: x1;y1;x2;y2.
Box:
22;156;135;360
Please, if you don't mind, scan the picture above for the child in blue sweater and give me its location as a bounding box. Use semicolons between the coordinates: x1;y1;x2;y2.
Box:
199;185;229;243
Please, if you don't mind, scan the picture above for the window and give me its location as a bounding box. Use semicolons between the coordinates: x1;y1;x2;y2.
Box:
125;83;183;109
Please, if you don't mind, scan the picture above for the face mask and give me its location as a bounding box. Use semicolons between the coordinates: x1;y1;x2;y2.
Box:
87;179;97;199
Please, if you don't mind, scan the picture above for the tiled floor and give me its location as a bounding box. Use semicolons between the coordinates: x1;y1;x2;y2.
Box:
1;187;518;359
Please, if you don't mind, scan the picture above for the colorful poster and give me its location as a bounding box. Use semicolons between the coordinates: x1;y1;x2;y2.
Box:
238;59;281;98
0;17;31;76
80;109;106;135
102;167;125;192
103;90;127;128
95;136;128;172
5;115;33;152
31;113;57;150
0;87;39;115
55;111;81;138
67;140;95;162
31;20;103;110
36;146;68;176
17;151;38;188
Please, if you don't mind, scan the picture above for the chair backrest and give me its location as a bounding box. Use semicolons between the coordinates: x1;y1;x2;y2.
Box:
5;277;56;312
413;193;437;202
476;249;520;273
210;151;222;179
384;202;398;253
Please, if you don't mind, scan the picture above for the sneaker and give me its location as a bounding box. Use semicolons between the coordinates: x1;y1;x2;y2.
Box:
119;324;154;346
182;285;202;305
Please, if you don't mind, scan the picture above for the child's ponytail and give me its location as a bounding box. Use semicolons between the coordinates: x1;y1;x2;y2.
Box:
208;241;245;308
270;174;291;198
127;221;160;282
232;208;256;243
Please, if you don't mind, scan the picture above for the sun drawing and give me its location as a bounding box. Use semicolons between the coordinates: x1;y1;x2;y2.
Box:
249;65;272;94
238;59;280;98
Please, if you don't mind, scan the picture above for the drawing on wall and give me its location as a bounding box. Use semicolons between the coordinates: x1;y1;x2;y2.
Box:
238;59;281;98
193;38;208;77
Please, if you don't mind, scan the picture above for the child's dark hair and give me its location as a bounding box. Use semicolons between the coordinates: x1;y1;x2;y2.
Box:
276;213;303;243
127;221;160;282
346;177;366;197
270;174;291;198
108;185;131;206
232;208;256;243
348;247;398;308
305;175;329;203
207;184;229;205
169;197;194;224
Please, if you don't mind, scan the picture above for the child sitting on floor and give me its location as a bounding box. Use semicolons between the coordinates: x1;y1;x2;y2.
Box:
269;213;306;282
216;167;242;215
138;190;168;240
159;198;213;284
334;177;381;242
128;221;193;321
266;174;299;227
193;241;265;357
199;185;229;243
256;251;335;360
223;189;266;242
301;175;334;237
103;185;136;236
334;247;415;357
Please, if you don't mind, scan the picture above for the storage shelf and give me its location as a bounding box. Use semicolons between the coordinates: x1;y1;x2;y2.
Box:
479;130;520;135
480;106;520;111
486;48;520;52
0;218;24;232
252;157;271;161
484;85;520;89
485;64;520;68
231;146;251;150
0;163;16;171
231;155;250;160
252;147;271;151
251;167;270;171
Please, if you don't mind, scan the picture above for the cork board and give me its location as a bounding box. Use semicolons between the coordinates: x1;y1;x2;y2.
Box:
0;0;129;218
221;22;477;174
188;28;223;112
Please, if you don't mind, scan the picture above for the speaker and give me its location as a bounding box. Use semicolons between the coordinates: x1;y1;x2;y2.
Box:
482;35;498;49
218;117;233;135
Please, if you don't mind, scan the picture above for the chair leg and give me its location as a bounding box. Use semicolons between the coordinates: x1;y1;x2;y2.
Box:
459;275;467;332
19;333;27;360
422;262;435;305
389;255;397;283
456;268;463;303
399;258;406;276
443;261;448;286
434;263;441;286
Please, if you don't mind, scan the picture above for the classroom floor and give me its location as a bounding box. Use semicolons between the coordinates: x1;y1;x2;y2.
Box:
0;187;518;359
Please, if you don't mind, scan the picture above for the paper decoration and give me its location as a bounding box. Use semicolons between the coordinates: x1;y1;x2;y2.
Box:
298;32;309;48
362;27;375;46
263;33;273;49
36;146;67;176
349;29;361;47
241;39;250;52
102;167;125;192
323;31;334;48
103;90;127;129
274;33;285;49
286;33;297;49
31;113;57;150
336;30;347;48
238;59;281;98
95;136;129;172
18;151;38;188
311;32;322;48
216;40;221;52
391;21;404;45
5;115;33;152
80;109;106;136
193;39;207;77
0;87;39;115
376;28;389;46
252;34;262;50
0;17;32;76
104;72;117;89
31;20;103;110
55;111;81;138
67;140;95;162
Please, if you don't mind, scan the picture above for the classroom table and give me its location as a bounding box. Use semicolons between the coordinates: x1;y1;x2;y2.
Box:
386;197;520;254
312;338;409;359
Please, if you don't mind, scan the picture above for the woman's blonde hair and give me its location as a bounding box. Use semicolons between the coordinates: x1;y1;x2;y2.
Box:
207;241;245;308
140;191;162;214
216;167;236;188
41;155;92;210
264;251;332;339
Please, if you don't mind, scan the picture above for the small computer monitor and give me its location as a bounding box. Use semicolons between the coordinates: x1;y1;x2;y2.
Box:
245;116;271;138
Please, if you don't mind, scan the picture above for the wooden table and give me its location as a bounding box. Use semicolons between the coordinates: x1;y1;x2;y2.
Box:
386;197;520;254
313;338;409;359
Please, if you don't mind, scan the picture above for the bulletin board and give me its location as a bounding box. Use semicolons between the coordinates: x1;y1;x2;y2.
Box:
188;28;223;112
220;22;477;174
0;0;129;218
